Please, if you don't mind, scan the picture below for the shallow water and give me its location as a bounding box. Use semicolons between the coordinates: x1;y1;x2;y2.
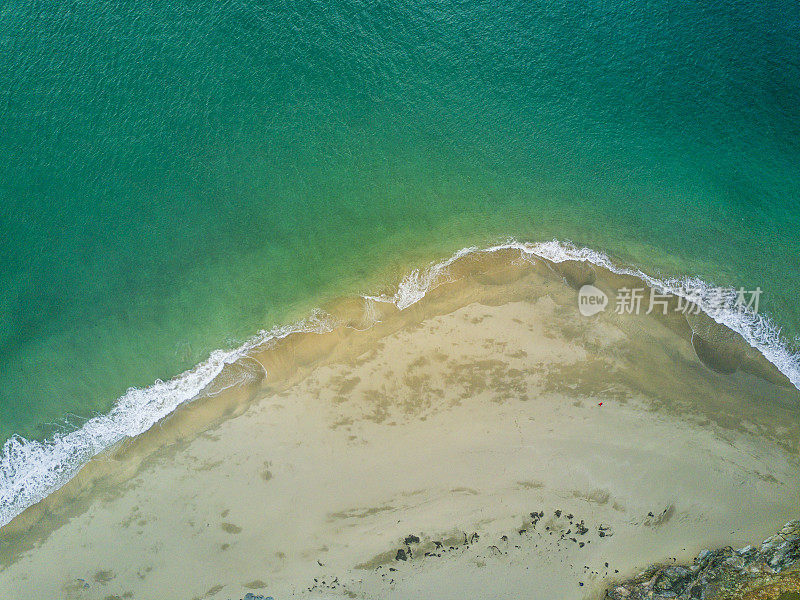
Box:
1;250;797;599
1;0;799;528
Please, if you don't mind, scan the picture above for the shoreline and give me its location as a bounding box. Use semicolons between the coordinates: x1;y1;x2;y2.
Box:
1;240;797;534
1;245;798;599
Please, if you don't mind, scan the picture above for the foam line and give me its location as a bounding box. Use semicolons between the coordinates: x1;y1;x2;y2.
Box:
1;240;797;529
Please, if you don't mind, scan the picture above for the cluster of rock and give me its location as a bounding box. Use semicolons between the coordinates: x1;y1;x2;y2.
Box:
607;520;800;599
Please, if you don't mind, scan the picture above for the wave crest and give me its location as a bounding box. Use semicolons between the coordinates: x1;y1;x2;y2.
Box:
1;239;797;529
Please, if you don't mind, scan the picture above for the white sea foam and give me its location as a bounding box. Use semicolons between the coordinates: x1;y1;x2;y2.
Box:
0;311;336;528
364;245;479;309
365;239;799;390
515;239;800;390
1;240;797;529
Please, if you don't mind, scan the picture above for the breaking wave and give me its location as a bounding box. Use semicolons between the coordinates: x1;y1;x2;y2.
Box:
1;239;797;529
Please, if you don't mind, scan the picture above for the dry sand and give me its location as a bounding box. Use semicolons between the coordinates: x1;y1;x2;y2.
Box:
1;249;798;600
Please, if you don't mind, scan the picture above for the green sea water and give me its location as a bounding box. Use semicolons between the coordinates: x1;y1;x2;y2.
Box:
1;0;799;449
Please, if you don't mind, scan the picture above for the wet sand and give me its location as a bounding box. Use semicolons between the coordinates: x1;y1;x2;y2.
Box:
1;249;798;600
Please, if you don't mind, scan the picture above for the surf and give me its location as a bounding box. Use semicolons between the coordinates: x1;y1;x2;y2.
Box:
1;238;797;530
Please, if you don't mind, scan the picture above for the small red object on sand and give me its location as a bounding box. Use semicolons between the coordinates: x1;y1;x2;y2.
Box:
598;402;603;406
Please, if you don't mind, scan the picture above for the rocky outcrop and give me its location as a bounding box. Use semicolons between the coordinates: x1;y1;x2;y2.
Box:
607;520;800;600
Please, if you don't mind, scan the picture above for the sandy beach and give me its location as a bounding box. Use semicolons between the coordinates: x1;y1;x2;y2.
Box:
1;249;798;600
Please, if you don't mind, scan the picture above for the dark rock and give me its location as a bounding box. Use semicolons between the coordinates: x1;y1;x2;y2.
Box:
653;566;693;594
395;549;407;561
404;534;420;545
605;519;800;600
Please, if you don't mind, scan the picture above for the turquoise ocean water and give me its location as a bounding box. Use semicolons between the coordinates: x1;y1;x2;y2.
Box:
1;0;799;523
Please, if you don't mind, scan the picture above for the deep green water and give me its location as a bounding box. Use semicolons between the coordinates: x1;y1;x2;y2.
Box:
1;0;799;448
